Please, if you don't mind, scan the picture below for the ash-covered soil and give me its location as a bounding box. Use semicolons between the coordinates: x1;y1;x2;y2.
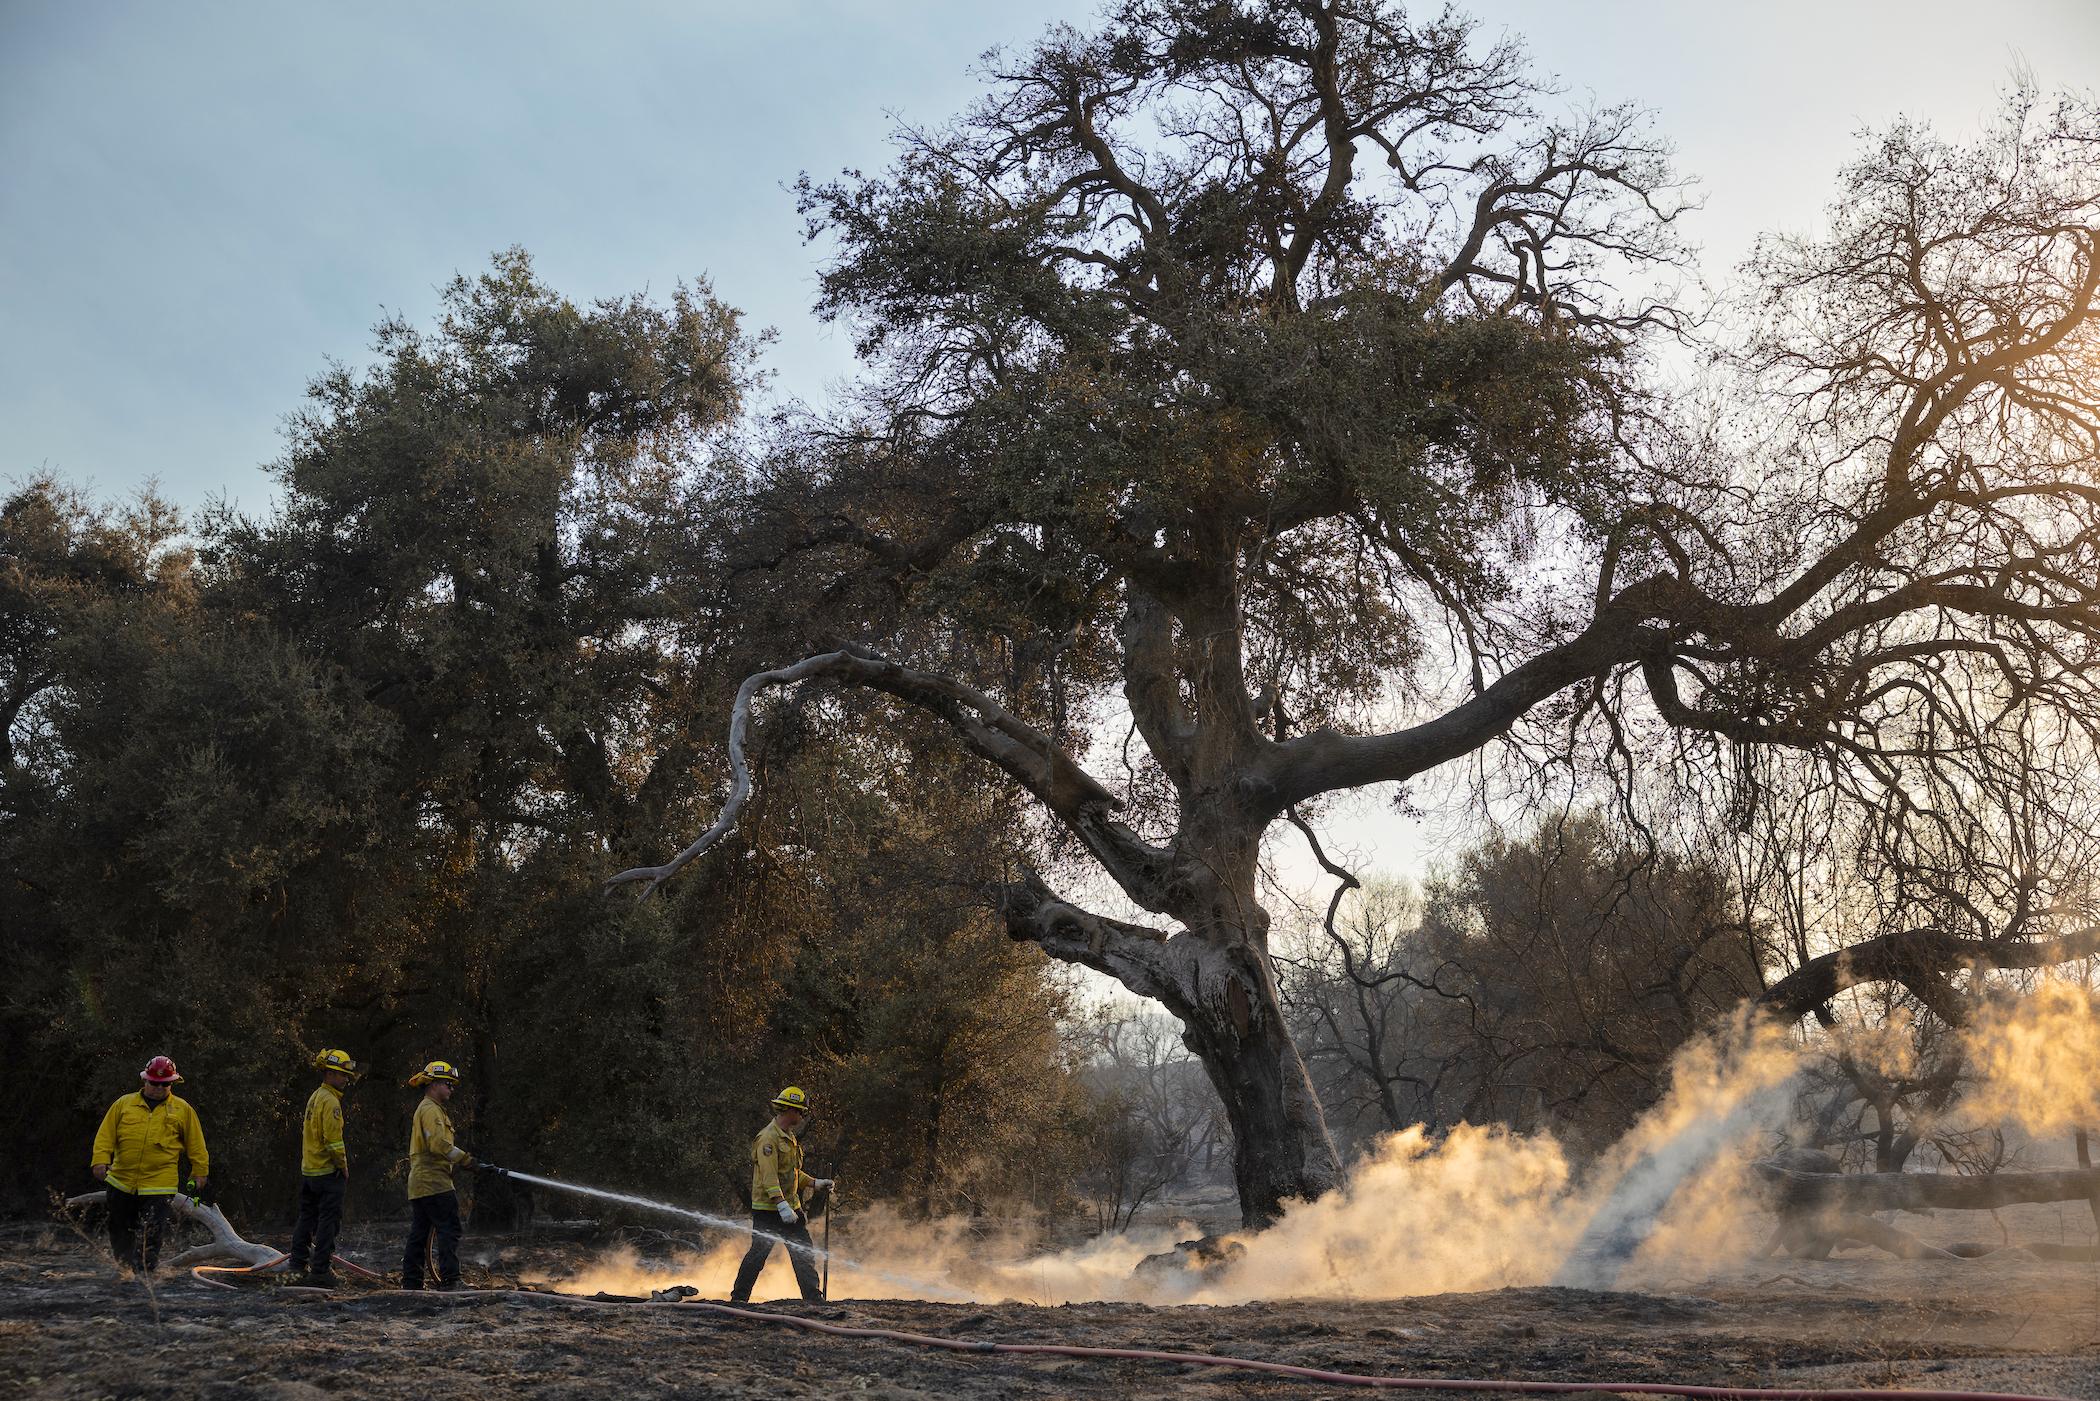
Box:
3;1212;2098;1400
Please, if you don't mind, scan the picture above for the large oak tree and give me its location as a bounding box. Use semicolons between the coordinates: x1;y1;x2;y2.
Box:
617;1;2100;1225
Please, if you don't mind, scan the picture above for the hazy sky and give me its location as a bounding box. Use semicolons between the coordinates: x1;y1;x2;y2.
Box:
6;1;2097;515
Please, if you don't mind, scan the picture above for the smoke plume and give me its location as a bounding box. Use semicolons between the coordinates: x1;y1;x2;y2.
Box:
538;1020;1802;1304
1956;979;2100;1137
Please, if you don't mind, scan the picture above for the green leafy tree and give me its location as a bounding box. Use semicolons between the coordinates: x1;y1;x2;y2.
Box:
1;479;394;1204
3;254;1100;1222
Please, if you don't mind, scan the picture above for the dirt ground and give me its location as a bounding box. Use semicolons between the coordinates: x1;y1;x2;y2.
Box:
4;1206;2099;1400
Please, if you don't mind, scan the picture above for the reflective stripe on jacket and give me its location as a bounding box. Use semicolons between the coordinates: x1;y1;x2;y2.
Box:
91;1092;208;1195
406;1096;468;1199
302;1083;347;1176
749;1120;814;1211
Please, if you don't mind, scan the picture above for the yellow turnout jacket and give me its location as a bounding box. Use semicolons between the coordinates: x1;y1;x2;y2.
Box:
92;1091;208;1196
749;1119;815;1212
406;1096;469;1199
302;1082;347;1176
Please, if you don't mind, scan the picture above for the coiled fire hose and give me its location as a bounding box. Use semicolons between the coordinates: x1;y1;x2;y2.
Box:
225;1284;2073;1401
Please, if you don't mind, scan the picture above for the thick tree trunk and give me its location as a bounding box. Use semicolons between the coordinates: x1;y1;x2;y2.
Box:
1178;946;1342;1227
1145;785;1343;1227
997;868;1341;1226
1171;781;1348;1226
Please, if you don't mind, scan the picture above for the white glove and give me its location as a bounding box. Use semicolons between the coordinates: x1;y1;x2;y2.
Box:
776;1202;799;1226
813;1178;835;1190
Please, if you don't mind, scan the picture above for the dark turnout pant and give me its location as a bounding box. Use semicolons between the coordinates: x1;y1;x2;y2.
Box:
104;1185;168;1272
288;1173;346;1276
401;1189;463;1289
730;1208;823;1302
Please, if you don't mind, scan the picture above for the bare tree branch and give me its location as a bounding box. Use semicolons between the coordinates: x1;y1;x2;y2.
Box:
607;645;1174;909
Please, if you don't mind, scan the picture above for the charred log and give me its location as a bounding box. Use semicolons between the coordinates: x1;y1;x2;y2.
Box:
1757;1165;2100;1214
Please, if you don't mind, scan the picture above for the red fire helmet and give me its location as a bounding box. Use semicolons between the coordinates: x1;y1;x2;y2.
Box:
140;1055;182;1085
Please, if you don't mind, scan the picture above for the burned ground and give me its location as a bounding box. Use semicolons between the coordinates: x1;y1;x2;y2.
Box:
4;1208;2100;1400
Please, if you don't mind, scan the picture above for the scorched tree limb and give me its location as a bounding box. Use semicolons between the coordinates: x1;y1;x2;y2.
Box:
1755;924;2100;1026
603;644;1172;908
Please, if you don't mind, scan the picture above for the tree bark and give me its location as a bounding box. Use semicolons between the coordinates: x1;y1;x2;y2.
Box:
1178;940;1340;1227
997;869;1341;1227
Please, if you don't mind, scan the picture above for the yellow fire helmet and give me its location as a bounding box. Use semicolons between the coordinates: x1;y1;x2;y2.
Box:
313;1048;361;1078
409;1060;461;1087
771;1086;811;1113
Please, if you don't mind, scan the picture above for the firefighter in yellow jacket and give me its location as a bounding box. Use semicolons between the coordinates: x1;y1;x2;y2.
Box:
729;1087;832;1303
286;1049;358;1287
400;1060;498;1290
89;1055;209;1272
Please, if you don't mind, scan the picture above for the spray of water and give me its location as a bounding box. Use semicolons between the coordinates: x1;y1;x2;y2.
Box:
501;1172;748;1234
500;1170;968;1300
1545;1016;1801;1289
1551;1071;1798;1289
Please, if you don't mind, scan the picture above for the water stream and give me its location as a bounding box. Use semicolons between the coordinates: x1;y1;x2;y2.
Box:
1550;1071;1799;1290
501;1170;968;1300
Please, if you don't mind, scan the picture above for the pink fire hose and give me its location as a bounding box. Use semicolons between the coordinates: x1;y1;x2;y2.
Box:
253;1285;2076;1400
191;1250;388;1290
674;1300;2074;1400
